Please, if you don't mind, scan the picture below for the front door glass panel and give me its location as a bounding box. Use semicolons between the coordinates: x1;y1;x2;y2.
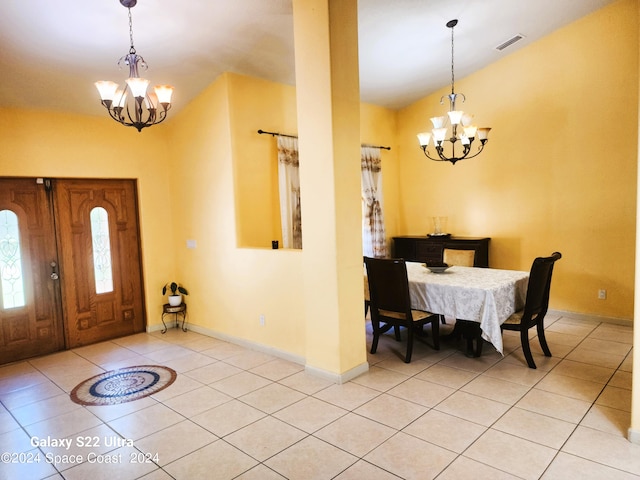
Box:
90;207;114;294
0;210;25;309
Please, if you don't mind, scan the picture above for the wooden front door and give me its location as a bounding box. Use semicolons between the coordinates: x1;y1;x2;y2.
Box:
54;179;145;348
0;177;146;364
0;178;64;364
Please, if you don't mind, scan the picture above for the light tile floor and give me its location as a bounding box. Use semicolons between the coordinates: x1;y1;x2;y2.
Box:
0;313;637;479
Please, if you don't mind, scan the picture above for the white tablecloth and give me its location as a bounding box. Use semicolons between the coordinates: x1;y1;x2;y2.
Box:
405;262;529;354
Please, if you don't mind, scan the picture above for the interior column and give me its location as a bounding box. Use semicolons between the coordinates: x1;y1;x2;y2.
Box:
292;0;368;381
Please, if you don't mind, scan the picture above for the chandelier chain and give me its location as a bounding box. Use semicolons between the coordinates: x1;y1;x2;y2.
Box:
450;23;455;95
128;8;136;54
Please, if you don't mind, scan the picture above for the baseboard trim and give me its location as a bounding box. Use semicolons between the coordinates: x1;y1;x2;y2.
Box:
628;428;640;445
182;323;306;366
305;362;370;385
549;309;632;326
147;322;370;382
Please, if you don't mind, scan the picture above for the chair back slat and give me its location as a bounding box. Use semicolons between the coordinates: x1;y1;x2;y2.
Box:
522;252;562;320
364;257;411;318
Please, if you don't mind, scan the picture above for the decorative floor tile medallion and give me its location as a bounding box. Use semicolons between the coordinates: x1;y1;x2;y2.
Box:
70;365;177;406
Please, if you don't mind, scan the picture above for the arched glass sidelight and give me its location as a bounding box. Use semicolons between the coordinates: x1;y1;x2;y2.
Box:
90;207;114;294
0;210;25;309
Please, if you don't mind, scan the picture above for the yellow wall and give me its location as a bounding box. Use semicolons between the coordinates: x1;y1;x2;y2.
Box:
397;0;638;320
0;107;176;329
229;75;298;248
165;73;307;359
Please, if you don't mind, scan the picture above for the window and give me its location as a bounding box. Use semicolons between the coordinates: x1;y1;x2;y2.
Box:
90;207;114;294
0;210;25;309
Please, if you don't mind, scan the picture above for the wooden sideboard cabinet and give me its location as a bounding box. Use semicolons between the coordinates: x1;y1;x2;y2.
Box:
392;236;491;267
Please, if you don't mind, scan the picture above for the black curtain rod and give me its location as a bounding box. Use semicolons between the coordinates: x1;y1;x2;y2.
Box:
362;143;391;151
257;129;297;139
257;129;391;150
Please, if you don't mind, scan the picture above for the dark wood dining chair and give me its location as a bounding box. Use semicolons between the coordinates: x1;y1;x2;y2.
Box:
365;257;440;363
501;251;562;369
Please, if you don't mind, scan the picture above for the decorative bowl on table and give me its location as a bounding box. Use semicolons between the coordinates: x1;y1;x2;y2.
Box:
425;262;450;273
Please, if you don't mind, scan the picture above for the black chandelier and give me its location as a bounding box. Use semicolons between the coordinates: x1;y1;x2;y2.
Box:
417;19;491;165
95;0;174;132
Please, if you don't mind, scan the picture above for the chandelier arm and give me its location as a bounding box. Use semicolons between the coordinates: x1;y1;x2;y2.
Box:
420;146;446;162
457;141;488;161
421;145;462;163
102;95;171;132
104;104;124;124
129;98;150;131
120;100;136;128
420;138;487;165
436;144;463;163
153;108;170;125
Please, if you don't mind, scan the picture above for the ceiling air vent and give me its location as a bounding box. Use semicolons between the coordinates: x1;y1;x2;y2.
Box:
495;34;525;51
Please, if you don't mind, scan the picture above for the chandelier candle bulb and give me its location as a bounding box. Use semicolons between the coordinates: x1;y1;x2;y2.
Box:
447;110;464;125
154;85;174;105
125;77;150;98
417;132;432;147
463;125;478;138
433;128;448;143
477;128;491;141
431;116;446;129
94;81;119;103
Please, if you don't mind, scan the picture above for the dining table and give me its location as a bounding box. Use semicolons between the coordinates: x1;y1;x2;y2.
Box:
365;261;529;355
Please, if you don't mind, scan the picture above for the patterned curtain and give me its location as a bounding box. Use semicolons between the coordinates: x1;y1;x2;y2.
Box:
277;136;302;249
361;146;387;258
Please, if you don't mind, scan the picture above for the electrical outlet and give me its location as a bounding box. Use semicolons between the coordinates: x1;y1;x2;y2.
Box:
598;289;607;300
259;314;265;326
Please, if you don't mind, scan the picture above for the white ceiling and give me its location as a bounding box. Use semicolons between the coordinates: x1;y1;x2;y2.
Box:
0;0;617;117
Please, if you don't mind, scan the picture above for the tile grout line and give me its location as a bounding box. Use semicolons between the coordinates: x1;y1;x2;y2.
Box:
0;316;634;479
